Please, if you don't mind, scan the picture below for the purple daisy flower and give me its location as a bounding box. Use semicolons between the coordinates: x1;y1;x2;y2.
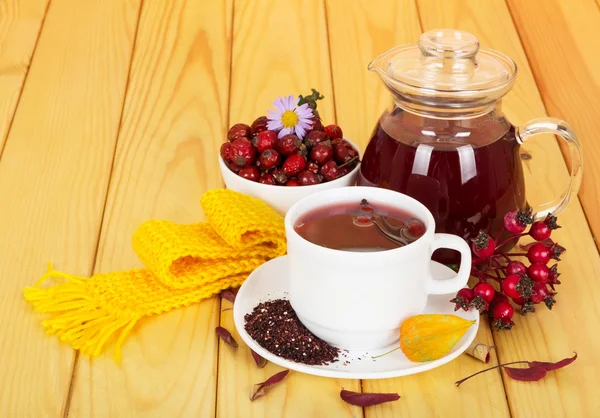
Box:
266;95;314;139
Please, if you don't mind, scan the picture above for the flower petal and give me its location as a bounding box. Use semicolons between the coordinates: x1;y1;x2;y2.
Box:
267;109;282;119
278;127;292;138
287;95;295;110
274;97;287;113
295;124;307;139
267;120;283;131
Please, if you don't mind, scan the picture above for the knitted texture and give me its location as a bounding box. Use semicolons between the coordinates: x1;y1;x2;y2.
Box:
24;189;285;362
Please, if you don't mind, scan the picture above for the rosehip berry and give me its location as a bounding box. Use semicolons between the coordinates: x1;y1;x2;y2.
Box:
472;282;495;310
298;170;322;186
493;292;510;306
259;173;276;185
529;221;551;241
450;288;474;311
283;154;306;176
506;260;527;276
251;116;268;136
259;149;281;171
471;231;495;258
530;282;556;309
220;142;232;161
238;165;260;182
225;160;241;173
502;274;534;300
278;134;302;156
503;209;532;234
527;242;551;264
492;302;514;330
304;130;328;148
272;167;288;185
528;262;550;283
254;130;278;153
227;123;251;142
311;119;324;132
333;141;359;164
324;124;343;139
306;161;320;174
319;160;340;182
337;165;352;177
230;137;256;167
311;142;333;164
286;178;299;186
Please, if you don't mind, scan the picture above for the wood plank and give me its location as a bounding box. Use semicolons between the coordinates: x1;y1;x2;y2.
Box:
507;0;600;243
325;1;510;417
67;0;232;416
0;0;139;416
416;0;600;416
0;0;48;151
216;1;362;417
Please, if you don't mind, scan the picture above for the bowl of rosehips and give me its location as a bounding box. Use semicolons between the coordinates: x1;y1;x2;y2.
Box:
219;117;360;214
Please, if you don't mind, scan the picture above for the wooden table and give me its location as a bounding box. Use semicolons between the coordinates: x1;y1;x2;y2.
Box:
2;0;599;416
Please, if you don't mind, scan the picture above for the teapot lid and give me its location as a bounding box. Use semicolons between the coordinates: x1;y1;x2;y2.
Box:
370;29;517;114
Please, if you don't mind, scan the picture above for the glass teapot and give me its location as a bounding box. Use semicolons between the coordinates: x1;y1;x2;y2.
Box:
359;29;582;261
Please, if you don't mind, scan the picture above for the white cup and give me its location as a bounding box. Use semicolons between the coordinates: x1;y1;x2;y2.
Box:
284;186;471;350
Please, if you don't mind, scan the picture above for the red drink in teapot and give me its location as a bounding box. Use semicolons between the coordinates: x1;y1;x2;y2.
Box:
359;30;582;263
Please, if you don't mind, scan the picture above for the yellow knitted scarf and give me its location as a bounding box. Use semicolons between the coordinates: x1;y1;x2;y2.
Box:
24;189;286;362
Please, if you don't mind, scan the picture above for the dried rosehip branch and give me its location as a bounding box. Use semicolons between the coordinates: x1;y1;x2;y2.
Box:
456;352;577;387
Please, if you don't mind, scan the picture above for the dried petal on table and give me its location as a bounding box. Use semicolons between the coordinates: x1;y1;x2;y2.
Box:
215;326;238;348
530;351;577;371
466;341;493;363
220;288;237;304
250;369;289;401
504;365;547;381
340;389;400;407
251;349;267;368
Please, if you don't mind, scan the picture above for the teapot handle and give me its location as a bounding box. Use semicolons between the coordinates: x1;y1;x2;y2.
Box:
516;117;583;220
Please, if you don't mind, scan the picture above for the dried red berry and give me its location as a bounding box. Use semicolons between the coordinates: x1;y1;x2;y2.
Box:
283;154;306;176
259;173;276;185
239;165;260;182
304;130;328;148
278;134;302;156
227;123;251;142
254;130;278;153
272;168;288;185
298;170;321;186
259;149;281;171
230;137;256;167
324;124;343;139
251;116;268;136
286;178;299;186
333;141;358;164
310;142;333;164
319;160;340;181
306;161;320;174
311;118;324;132
220;142;232;161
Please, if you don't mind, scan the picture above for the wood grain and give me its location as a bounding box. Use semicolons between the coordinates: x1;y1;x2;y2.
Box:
417;0;600;416
216;1;362;417
0;0;48;151
326;1;509;416
507;0;600;243
0;0;139;416
67;0;232;416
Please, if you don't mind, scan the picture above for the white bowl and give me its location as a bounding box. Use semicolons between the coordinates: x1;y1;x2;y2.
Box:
218;138;361;214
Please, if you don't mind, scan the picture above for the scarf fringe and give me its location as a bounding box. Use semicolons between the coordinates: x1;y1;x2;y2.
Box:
23;263;139;363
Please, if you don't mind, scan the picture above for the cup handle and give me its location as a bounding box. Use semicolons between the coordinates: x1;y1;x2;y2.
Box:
516;117;583;219
426;233;472;295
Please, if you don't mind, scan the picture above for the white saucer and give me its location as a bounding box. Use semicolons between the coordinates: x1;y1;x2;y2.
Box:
233;256;479;379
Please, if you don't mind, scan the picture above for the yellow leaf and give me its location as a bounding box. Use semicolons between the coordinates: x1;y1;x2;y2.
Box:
400;314;476;362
